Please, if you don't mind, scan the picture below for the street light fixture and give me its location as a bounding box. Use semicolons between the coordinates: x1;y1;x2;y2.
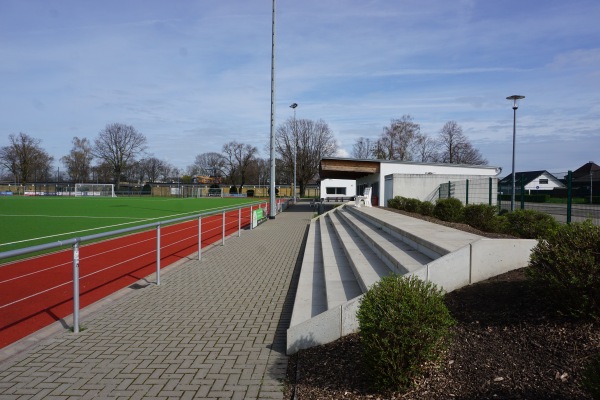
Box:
506;95;525;212
290;103;298;203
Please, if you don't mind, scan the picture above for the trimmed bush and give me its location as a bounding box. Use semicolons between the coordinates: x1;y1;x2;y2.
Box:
463;204;498;232
357;275;455;392
582;353;600;398
433;198;464;222
404;198;422;213
504;209;558;239
526;220;600;320
387;196;402;209
419;201;435;216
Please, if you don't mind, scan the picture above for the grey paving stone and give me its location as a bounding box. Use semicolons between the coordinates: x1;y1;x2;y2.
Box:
0;203;313;399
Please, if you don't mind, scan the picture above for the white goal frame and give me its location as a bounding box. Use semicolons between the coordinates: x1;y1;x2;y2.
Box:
74;183;117;197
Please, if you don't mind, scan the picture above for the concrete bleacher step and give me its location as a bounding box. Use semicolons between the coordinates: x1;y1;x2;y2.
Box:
326;211;394;292
319;217;363;309
289;219;327;328
287;204;537;355
345;205;482;259
335;208;433;275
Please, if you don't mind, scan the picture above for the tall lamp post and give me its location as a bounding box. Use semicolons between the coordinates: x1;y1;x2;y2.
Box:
290;103;298;203
268;0;277;218
506;95;525;212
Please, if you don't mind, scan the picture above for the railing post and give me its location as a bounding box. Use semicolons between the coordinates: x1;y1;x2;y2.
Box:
250;205;253;230
156;224;161;285
567;170;572;224
222;211;226;245
72;239;80;333
238;207;241;237
489;177;492;206
465;179;469;205
198;216;202;261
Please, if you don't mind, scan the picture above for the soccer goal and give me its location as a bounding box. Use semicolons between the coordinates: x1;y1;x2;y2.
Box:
74;183;117;197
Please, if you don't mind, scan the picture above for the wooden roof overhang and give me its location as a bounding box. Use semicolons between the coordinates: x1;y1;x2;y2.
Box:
319;158;380;180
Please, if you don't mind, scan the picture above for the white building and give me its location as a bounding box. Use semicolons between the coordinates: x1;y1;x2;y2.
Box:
499;170;566;194
319;179;356;201
319;158;502;207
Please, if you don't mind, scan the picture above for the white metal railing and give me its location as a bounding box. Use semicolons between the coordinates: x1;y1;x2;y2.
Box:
0;199;290;333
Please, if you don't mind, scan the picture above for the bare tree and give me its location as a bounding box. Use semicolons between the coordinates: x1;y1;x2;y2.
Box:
93;123;147;189
61;137;93;183
412;134;440;163
374;115;421;161
276;118;337;196
91;162;113;183
194;152;226;177
140;156;166;183
438;121;487;165
222;141;258;192
352;137;374;159
0;133;54;183
160;162;175;182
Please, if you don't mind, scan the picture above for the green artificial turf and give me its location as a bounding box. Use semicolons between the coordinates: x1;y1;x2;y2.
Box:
0;196;265;253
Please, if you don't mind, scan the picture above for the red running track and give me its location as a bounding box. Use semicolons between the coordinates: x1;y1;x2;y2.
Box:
0;204;266;349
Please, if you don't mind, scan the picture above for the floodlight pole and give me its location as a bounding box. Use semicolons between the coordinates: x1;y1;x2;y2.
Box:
290;103;298;204
507;95;525;212
269;0;277;219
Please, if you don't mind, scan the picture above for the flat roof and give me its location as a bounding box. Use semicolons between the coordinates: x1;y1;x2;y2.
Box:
319;157;499;180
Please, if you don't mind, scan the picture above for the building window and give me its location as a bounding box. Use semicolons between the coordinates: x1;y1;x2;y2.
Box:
539;179;549;184
326;187;346;195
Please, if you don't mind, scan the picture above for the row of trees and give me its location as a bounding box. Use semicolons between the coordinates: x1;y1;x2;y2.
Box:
0;124;167;189
0;115;486;195
352;116;487;165
183;118;338;196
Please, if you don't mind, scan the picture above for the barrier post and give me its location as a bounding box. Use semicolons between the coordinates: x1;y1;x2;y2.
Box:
567;170;572;224
489;177;492;206
222;211;226;245
156;224;161;285
465;179;469;205
238;208;241;237
198;216;202;261
72;239;80;333
250;205;253;230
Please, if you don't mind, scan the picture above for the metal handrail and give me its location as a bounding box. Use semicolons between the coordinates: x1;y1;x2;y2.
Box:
0;199;282;334
0;200;269;262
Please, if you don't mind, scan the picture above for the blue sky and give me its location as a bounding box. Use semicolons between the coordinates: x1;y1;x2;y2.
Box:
1;0;599;176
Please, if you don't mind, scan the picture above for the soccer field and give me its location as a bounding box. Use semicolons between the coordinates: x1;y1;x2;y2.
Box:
0;196;261;253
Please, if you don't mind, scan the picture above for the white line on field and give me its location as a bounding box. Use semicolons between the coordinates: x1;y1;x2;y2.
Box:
0;205;225;247
0;214;146;219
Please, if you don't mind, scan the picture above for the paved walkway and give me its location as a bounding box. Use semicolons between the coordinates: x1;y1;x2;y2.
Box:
0;203;314;399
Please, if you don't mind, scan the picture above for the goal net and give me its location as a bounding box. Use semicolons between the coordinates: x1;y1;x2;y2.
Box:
74;183;117;197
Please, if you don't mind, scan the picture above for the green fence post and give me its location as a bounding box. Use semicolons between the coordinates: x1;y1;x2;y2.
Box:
567;170;572;224
489;177;492;206
465;179;469;205
447;181;451;199
520;174;525;210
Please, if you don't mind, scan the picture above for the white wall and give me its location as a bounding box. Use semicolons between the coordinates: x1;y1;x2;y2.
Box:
357;162;500;206
320;179;356;199
384;174;498;205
